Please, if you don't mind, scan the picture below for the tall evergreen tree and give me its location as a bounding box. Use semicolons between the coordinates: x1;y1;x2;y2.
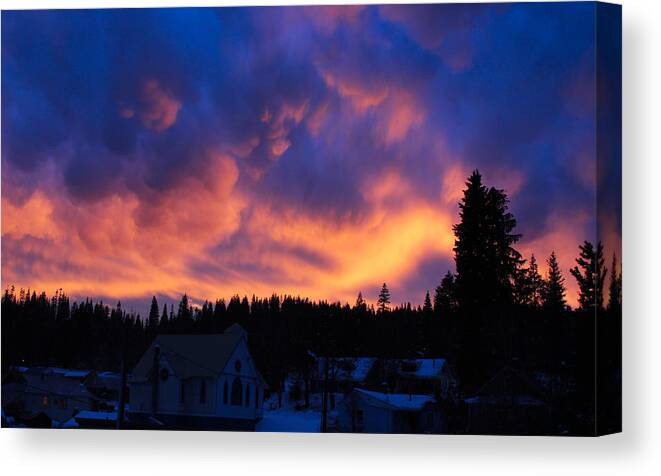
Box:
542;251;566;314
148;296;160;330
160;303;169;328
433;271;456;315
514;254;544;307
607;253;622;312
453;170;522;311
570;241;607;312
177;294;192;320
423;291;433;314
354;292;367;314
377;283;391;313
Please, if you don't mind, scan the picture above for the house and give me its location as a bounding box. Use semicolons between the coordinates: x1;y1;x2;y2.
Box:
396;358;458;399
336;388;444;434
464;365;552;435
1;368;98;427
311;357;377;394
128;323;266;431
85;371;121;401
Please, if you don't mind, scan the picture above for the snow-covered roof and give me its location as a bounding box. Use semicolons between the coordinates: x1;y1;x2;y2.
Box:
464;395;544;406
336;358;376;382
62;370;92;379
354;388;435;411
398;359;447;380
74;411;117;421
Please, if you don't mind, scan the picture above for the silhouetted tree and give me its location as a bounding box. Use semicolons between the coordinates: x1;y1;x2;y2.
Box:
433;271;456;316
423;291;433;314
148;296;160;332
570;241;607;312
377;283;391;313
514;254;544;307
607;254;622;312
453;170;522;311
542;251;567;314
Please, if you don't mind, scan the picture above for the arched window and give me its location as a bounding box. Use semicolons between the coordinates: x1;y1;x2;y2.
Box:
223;381;229;405
255;387;259;409
231;377;243;406
245;384;250;407
200;379;206;404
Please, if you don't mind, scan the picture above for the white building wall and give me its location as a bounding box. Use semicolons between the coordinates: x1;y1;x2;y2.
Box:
129;337;264;421
215;339;264;420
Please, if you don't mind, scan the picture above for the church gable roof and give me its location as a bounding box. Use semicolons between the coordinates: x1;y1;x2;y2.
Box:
130;326;246;382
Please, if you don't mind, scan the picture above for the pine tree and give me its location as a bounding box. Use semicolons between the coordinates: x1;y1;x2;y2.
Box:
570;241;607;312
542;251;566;314
354;292;367;312
607;253;622;312
148;296;160;330
433;271;456;316
423;291;433;314
514;254;544;307
160;303;169;328
453;170;522;311
528;254;544;308
178;294;191;320
377;283;391;313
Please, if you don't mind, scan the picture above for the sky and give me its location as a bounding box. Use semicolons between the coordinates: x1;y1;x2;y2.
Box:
1;4;621;313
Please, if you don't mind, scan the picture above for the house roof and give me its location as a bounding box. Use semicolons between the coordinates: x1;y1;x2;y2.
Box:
21;373;95;400
354;388;435;411
398;358;447;380
319;357;376;382
130;327;246;382
464;365;547;406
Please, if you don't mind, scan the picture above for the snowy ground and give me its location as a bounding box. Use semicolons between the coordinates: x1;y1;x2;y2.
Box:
256;408;321;432
256;391;341;433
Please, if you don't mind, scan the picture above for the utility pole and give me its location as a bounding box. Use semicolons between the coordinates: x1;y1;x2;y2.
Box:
151;344;160;418
321;354;329;432
116;322;128;429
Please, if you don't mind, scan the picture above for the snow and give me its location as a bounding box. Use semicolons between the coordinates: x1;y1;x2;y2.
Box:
256;408;321;433
75;410;117;421
61;417;79;428
320;357;376;382
63;370;91;378
399;359;446;378
256;390;340;432
355;388;435;410
464;396;544;406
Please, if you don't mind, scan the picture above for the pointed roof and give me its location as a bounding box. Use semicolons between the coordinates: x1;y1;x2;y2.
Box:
130;326;247;382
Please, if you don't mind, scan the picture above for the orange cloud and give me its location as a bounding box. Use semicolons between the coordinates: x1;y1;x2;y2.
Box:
321;71;425;145
126;79;182;132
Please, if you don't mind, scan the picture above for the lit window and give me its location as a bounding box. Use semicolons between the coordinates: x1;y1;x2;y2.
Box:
42;396;49;407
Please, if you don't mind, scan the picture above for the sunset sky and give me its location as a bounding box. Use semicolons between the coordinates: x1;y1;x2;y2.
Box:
1;4;621;313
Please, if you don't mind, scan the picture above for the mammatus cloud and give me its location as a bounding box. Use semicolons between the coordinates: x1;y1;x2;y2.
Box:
2;4;619;311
